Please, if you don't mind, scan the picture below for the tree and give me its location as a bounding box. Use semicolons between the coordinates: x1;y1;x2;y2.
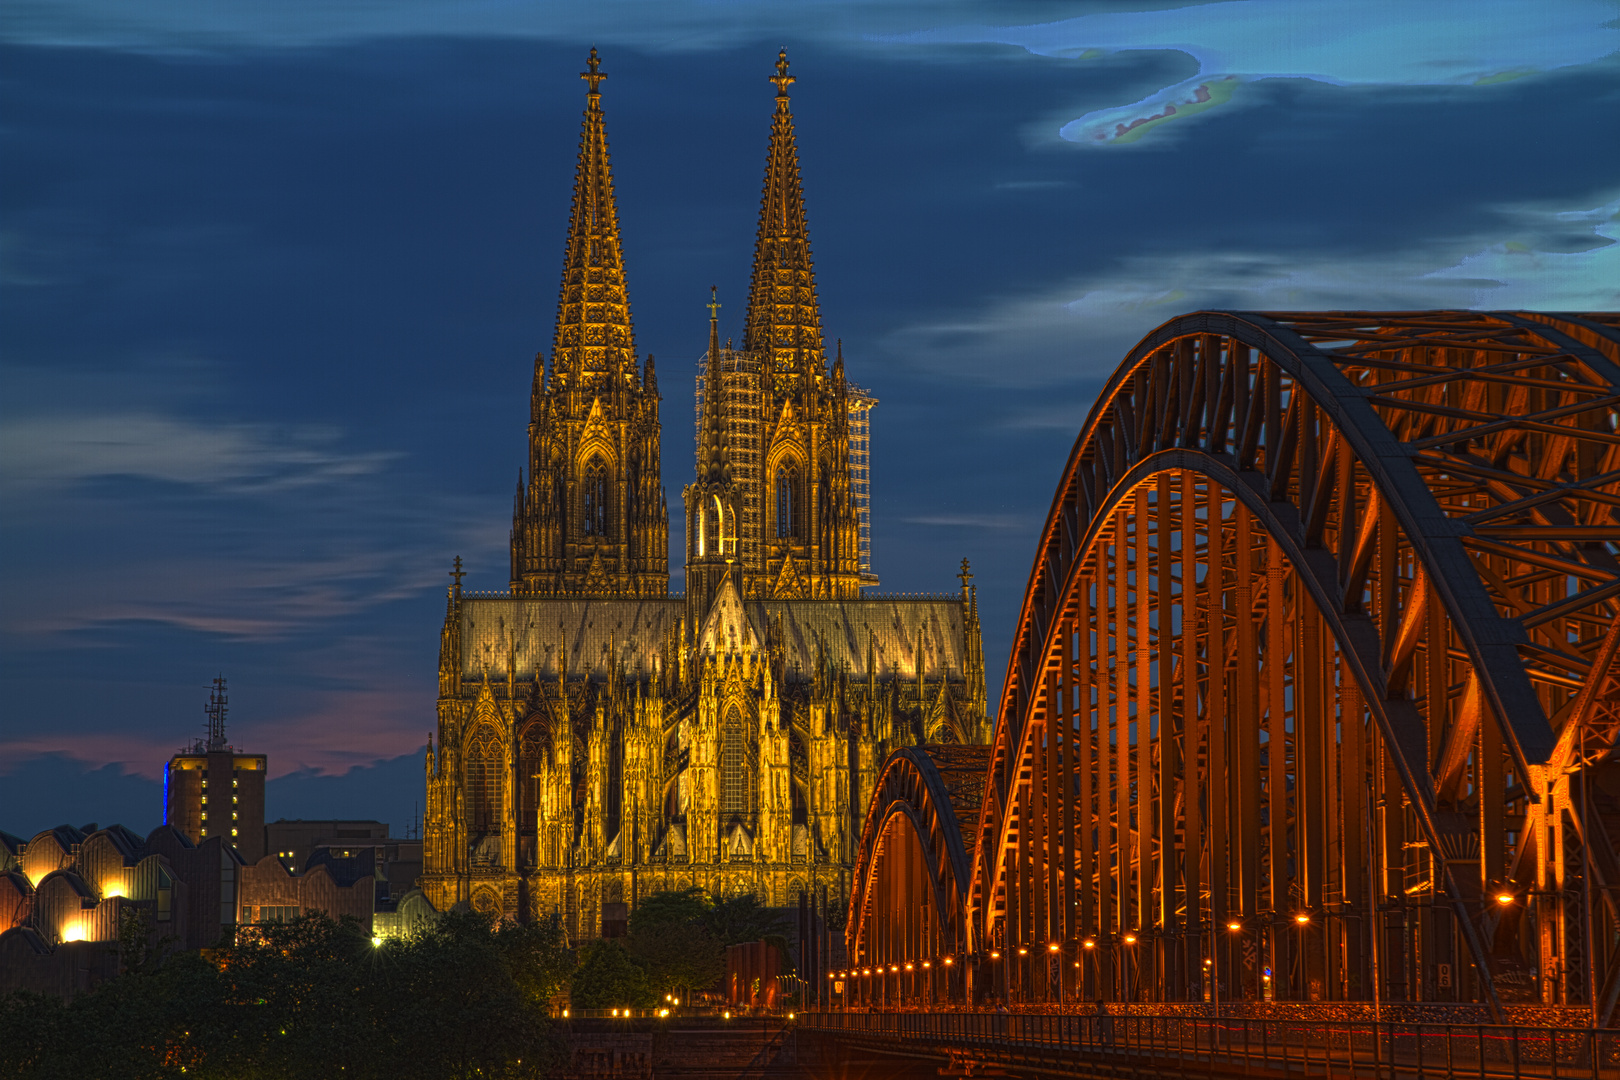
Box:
627;918;724;1001
626;886;711;937
570;939;654;1010
0;911;565;1080
701;893;788;946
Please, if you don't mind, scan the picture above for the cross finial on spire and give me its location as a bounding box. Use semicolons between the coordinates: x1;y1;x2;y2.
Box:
957;558;973;592
770;48;795;97
582;47;606;95
707;286;721;324
451;556;465;591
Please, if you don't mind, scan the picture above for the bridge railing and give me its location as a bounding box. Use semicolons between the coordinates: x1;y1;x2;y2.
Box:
799;1009;1620;1079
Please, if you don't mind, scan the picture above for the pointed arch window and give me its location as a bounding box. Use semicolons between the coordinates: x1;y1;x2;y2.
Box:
582;456;610;538
775;463;800;539
721;709;746;816
466;727;504;834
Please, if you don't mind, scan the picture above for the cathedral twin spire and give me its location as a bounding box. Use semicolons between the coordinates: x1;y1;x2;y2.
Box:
553;48;637;382
743;50;826;382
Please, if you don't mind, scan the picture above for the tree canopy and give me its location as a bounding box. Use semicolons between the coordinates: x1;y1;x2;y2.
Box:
0;911;569;1080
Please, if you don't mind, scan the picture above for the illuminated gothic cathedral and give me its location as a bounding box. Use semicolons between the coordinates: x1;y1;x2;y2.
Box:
421;50;990;933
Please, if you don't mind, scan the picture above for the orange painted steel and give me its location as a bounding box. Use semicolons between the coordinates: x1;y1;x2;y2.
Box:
851;311;1620;1021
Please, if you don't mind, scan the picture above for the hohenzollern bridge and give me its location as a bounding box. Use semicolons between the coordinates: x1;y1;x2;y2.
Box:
797;311;1620;1080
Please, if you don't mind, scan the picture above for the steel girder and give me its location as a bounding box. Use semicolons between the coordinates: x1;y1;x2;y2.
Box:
968;311;1620;1016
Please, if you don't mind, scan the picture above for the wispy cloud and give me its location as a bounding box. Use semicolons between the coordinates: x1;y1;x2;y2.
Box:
901;513;1036;530
881;190;1620;386
902;0;1620;146
0;413;398;496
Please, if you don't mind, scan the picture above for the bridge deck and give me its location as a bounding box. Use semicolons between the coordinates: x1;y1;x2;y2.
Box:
799;1010;1620;1080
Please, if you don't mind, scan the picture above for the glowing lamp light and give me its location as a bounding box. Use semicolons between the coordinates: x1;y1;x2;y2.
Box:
60;924;87;943
562;1009;570;1018
102;882;125;899
1496;893;1515;906
1083;939;1096;949
723;1011;732;1020
1047;943;1060;953
1294;913;1311;925
922;961;931;969
889;965;899;973
788;1012;796;1020
1017;947;1028;956
990;951;1001;960
1123;934;1137;945
828;972;835;979
611;1009;619;1017
904;963;914;971
943;957;954;966
371;935;383;947
1227;922;1242;932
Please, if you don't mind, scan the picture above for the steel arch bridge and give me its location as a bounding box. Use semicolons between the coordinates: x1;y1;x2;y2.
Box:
850;311;1620;1020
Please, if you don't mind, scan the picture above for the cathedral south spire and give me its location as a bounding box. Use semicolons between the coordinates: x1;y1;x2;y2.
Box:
743;50;824;383
511;51;668;597
553;47;636;379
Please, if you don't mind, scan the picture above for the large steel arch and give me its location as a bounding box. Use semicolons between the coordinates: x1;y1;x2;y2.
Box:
973;311;1620;1017
848;744;988;1006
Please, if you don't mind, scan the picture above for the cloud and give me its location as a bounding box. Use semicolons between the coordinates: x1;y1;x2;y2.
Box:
880;189;1620;386
0;413;398;496
0;0;965;52
901;513;1037;530
901;0;1620;146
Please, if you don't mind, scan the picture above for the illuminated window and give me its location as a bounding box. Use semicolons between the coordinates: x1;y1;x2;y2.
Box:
232;796;238;804
721;710;746;816
775;464;799;539
466;727;505;833
582;456;610;538
231;828;238;836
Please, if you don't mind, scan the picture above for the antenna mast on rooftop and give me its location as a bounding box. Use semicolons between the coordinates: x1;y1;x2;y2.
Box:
204;675;229;751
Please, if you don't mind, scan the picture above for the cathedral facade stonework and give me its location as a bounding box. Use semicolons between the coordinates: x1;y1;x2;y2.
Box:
421;51;989;935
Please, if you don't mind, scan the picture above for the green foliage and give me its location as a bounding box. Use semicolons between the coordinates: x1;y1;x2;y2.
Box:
569;939;654;1009
625;886;710;937
0;910;566;1080
701;893;789;946
627;917;725;999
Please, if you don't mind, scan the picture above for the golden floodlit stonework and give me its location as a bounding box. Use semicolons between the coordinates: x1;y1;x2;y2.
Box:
421;50;989;936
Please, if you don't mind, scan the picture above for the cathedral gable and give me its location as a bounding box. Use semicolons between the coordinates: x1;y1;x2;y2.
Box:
771;551;808;599
699;576;761;655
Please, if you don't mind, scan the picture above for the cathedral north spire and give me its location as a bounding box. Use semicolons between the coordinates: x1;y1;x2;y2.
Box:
512;51;667;598
743;49;824;377
553;47;636;379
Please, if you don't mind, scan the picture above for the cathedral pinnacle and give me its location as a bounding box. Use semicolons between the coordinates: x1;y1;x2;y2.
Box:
698;288;731;486
582;46;605;96
770;48;795;99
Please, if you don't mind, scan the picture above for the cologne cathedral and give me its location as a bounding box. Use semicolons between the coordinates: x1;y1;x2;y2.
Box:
421;50;990;934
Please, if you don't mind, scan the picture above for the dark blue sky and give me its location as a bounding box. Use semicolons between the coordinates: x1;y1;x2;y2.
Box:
4;2;1618;838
